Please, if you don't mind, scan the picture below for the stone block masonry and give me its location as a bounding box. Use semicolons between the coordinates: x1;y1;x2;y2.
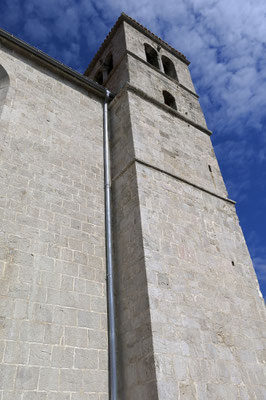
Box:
1;12;266;400
0;42;108;399
111;161;158;400
109;82;266;398
104;15;265;399
136;161;266;399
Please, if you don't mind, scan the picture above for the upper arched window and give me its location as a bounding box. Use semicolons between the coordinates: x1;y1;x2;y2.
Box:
161;56;178;80
0;65;10;117
144;44;159;69
104;53;113;74
163;91;177;110
94;69;103;85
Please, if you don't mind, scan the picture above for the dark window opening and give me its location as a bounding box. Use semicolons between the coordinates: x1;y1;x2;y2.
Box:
163;91;177;110
232;261;235;266
104;53;113;74
208;165;212;172
94;70;103;85
162;55;178;80
0;65;10;117
144;43;159;69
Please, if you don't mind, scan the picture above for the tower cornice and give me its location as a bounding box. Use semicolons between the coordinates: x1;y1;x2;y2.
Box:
84;12;190;77
109;82;211;136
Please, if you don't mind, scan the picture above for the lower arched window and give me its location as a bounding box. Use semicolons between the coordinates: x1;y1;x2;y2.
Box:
163;91;177;110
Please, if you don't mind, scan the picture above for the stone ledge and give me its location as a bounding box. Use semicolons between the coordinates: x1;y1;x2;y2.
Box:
111;82;212;136
103;50;199;99
112;157;236;205
126;50;199;99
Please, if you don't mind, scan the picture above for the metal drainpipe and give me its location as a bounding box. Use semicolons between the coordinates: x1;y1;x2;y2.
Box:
103;89;117;400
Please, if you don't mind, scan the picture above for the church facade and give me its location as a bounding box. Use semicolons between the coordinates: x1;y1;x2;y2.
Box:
0;13;265;400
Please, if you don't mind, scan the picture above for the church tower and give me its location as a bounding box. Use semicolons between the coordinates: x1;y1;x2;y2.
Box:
85;14;266;399
0;13;265;400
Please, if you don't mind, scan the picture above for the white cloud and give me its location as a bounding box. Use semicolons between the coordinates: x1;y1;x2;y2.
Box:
24;18;50;43
1;0;264;172
76;0;266;143
5;0;264;141
0;0;265;295
247;230;266;291
253;257;266;283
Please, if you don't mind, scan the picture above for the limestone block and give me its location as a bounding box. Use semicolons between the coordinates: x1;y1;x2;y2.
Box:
43;324;63;345
64;327;88;348
15;366;39;390
38;367;59;391
4;341;29;365
59;369;83;392
29;344;52;366
83;370;108;392
51;346;74;368
77;311;101;329
0;364;16;389
74;348;98;369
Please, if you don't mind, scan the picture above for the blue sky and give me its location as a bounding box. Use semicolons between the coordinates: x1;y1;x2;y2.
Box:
0;0;265;299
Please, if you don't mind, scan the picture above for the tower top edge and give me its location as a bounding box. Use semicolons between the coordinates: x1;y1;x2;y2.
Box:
84;12;190;77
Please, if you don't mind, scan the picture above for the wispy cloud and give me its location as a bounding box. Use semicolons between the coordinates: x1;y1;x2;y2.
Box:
247;230;266;293
0;0;265;296
24;18;51;43
2;0;265;138
253;254;266;279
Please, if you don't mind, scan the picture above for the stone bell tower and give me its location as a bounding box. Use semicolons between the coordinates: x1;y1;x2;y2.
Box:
85;13;266;400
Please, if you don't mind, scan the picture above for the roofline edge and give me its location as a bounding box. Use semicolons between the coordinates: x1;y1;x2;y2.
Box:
0;27;114;100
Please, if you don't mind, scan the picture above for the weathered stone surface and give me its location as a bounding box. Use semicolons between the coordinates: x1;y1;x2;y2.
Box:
124;21;196;93
106;16;265;400
0;40;108;398
136;162;266;398
1;13;266;400
112;162;158;399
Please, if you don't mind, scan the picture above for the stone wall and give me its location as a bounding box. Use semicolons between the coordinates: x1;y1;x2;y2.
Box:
128;91;227;198
136;161;266;399
0;45;108;400
108;16;265;400
1;14;266;400
127;54;207;128
123;21;196;94
112;162;158;400
110;84;266;399
110;89;158;399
